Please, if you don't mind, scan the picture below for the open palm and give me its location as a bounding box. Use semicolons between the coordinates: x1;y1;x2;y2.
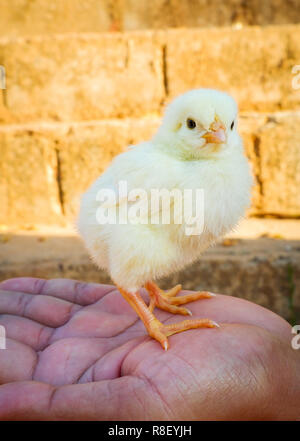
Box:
0;277;299;420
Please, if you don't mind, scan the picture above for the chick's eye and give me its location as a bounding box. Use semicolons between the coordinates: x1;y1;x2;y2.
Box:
231;121;234;130
186;118;196;129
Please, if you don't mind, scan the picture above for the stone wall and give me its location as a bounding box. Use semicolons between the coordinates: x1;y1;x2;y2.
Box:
1;25;300;226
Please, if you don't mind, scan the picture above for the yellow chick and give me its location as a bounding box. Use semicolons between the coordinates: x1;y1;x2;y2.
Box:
77;89;253;350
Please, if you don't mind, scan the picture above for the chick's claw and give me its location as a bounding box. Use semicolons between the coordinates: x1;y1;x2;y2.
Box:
145;281;215;316
147;317;219;351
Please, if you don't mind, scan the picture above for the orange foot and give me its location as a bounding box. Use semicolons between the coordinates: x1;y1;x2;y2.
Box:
147;316;219;351
117;283;218;351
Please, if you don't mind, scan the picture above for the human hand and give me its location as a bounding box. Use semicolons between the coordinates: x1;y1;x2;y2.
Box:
0;278;299;420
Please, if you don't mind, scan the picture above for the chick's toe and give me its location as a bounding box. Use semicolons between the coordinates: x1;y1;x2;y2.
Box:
145;281;214;316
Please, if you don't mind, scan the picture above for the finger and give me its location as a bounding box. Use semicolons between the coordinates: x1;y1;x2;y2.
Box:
0;278;116;306
0;289;81;327
0;381;55;420
176;291;292;343
0;339;37;384
0;376;159;420
0;314;53;350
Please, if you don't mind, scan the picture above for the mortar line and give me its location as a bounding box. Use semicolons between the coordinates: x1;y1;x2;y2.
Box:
162;44;169;96
253;134;264;209
55;148;65;216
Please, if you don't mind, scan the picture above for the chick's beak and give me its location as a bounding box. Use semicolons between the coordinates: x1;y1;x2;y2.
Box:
202;121;226;145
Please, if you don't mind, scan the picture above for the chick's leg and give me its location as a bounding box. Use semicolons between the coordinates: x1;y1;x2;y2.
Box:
118;285;218;351
145;281;214;316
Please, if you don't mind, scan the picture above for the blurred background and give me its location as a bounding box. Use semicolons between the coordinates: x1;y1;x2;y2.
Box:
0;0;299;323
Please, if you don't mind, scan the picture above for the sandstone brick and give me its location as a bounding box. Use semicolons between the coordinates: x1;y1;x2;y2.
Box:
122;0;300;30
0;126;64;226
241;112;300;216
257;113;300;216
1;0;300;37
0;33;165;123
0;0;118;37
166;25;300;112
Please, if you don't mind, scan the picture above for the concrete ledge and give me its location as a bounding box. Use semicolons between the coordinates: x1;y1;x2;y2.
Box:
1;25;300;124
0;219;299;322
